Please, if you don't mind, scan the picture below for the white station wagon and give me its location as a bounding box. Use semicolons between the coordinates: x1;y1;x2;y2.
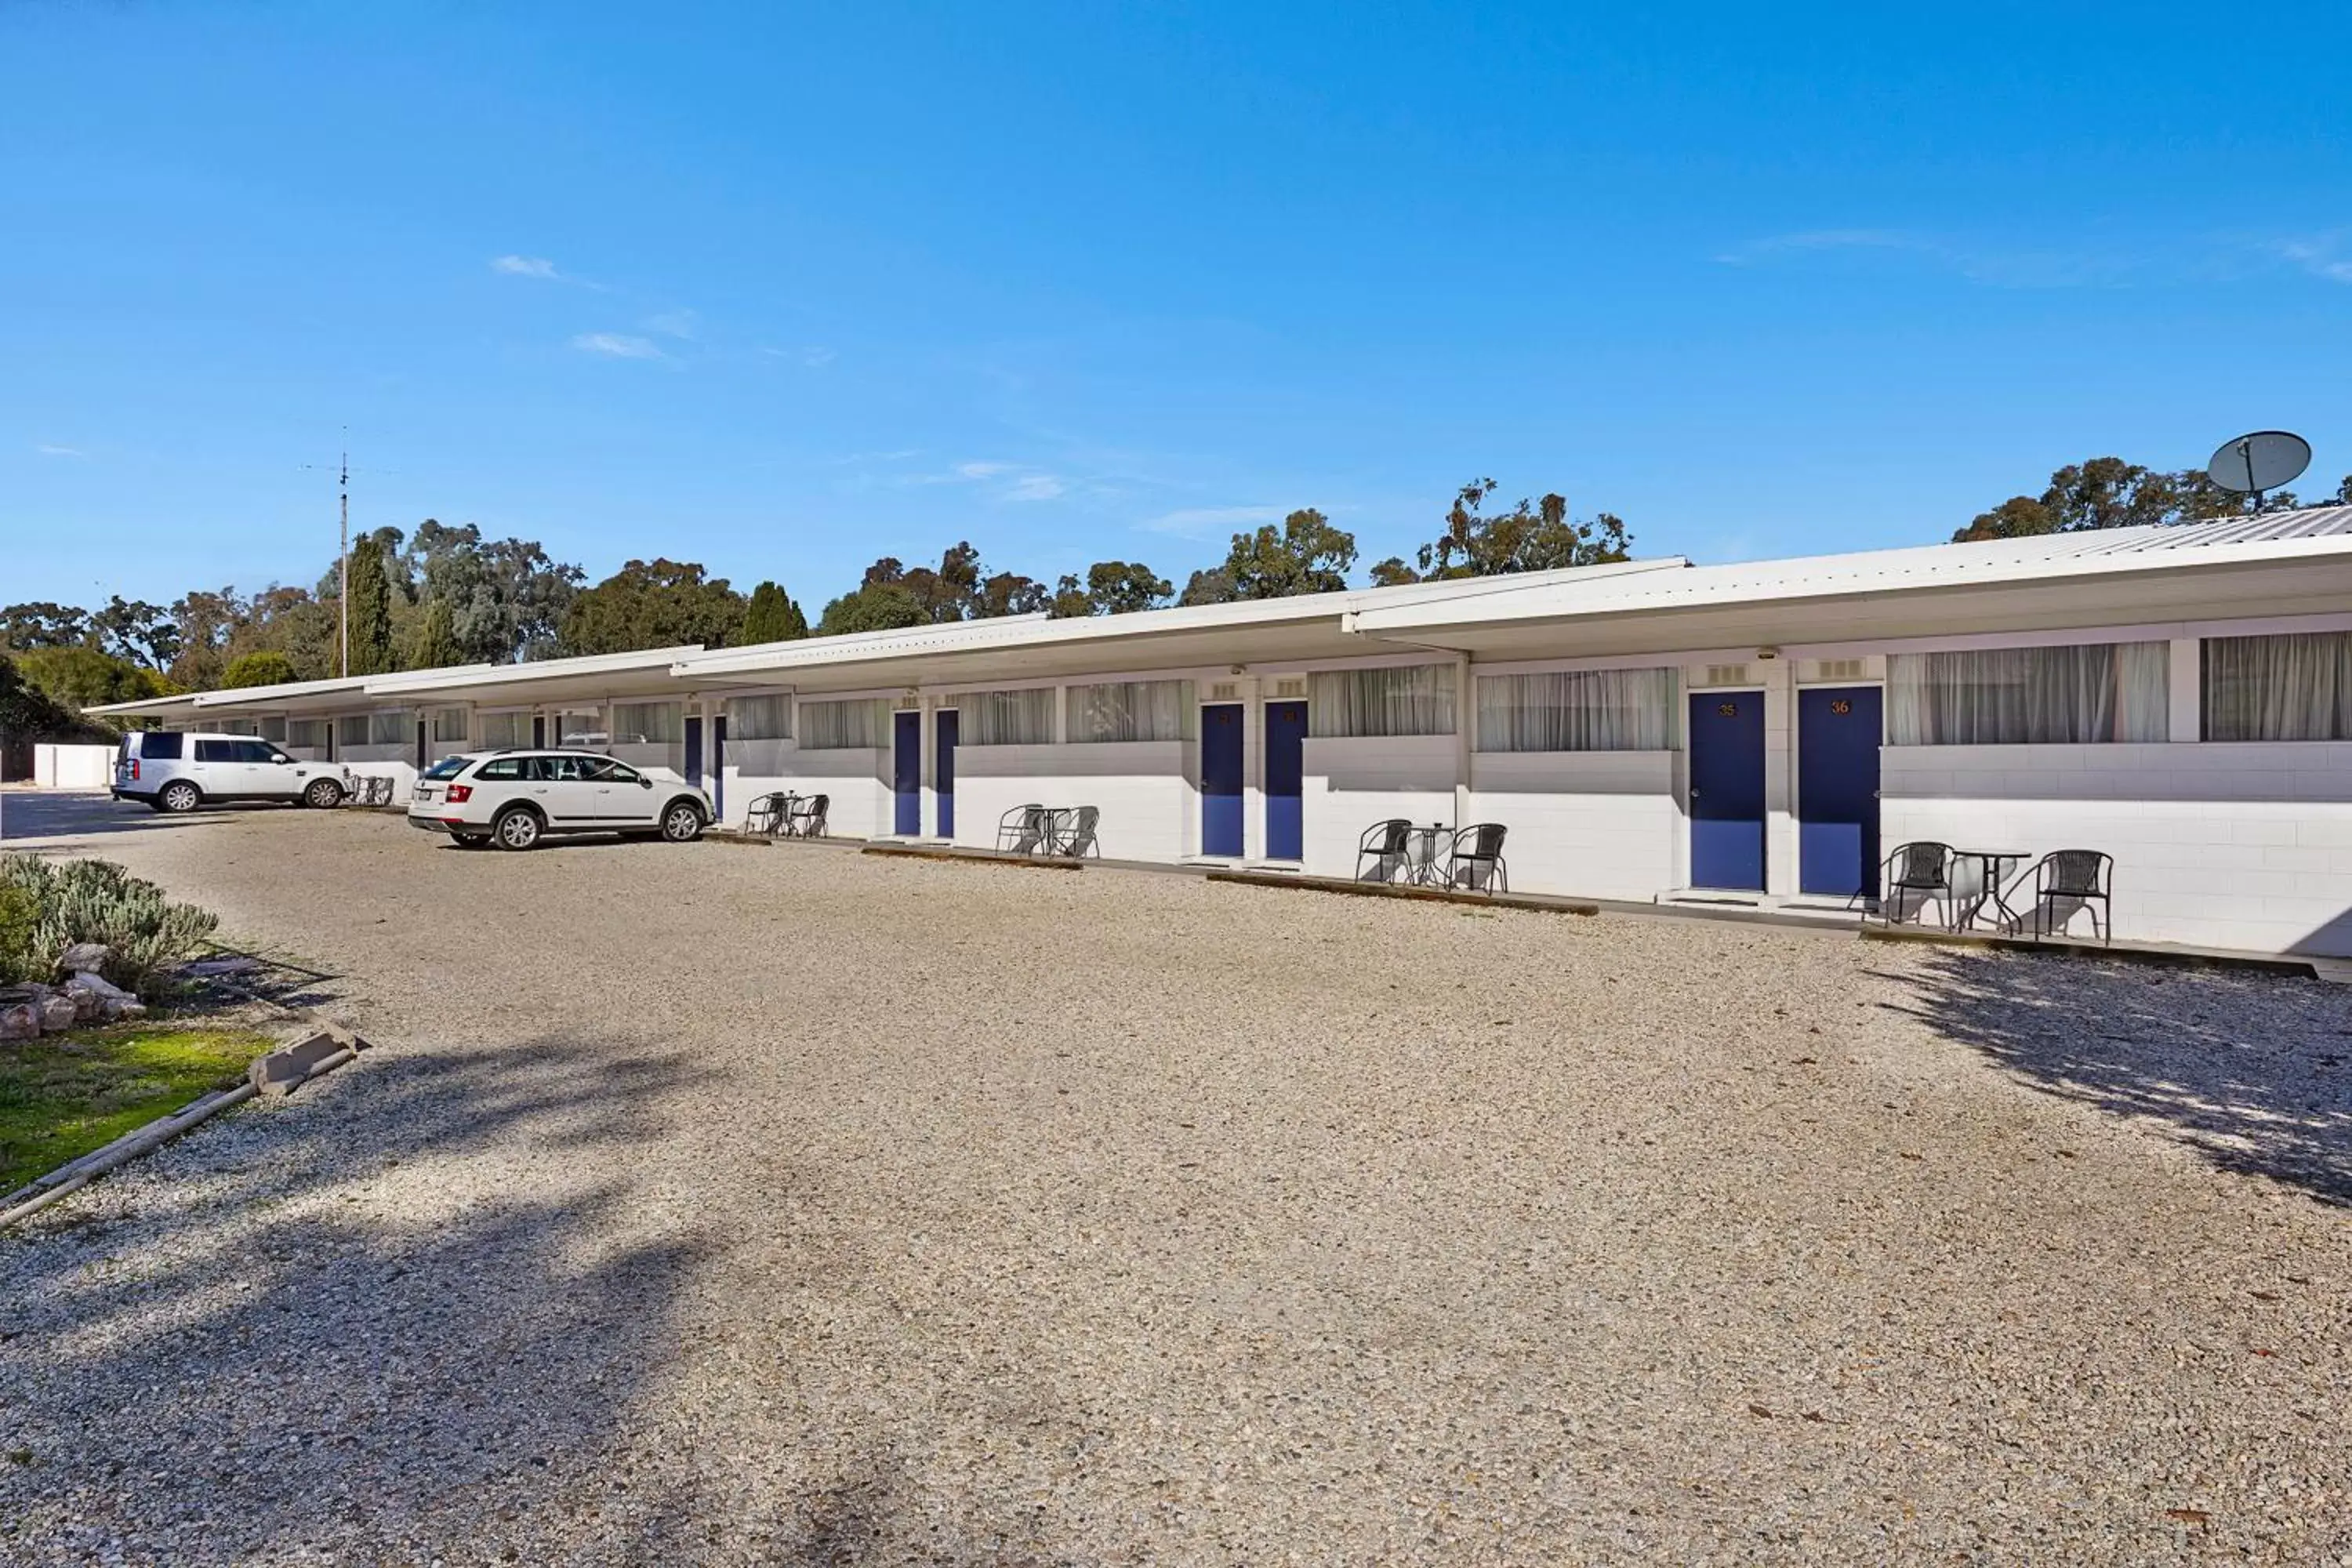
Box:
408;750;711;851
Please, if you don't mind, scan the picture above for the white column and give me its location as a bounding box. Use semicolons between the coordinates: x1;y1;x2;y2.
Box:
2168;637;2200;742
1243;681;1264;861
1763;658;1797;898
1454;654;1472;829
915;696;935;839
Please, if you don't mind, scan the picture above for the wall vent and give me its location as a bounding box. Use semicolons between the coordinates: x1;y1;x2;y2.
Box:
1703;663;1749;688
1814;658;1867;683
897;695;921;710
1272;677;1307;699
1208;682;1240;702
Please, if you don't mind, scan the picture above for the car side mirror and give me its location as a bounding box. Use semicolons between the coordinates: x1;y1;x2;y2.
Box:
640;777;655;789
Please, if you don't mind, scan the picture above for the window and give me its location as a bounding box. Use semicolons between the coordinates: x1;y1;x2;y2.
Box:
726;693;792;740
800;698;888;750
218;719;258;736
286;719;328;750
612;701;681;744
477;712;531;750
260;717;289;743
367;710;410;746
555;712;606;747
336;715;369;750
2202;631;2352;741
963;687;1057;746
423;756;473;781
138;732;183;760
431;706;469;744
1308;663;1456;739
1067;680;1193;742
1886;642;2168;745
475;757;527;781
1475;668;1678;752
194;739;237;763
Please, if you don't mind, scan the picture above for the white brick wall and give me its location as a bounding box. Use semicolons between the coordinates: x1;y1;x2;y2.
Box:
1470;751;1680;901
1882;742;2352;956
722;742;890;837
952;741;1194;861
339;745;416;804
1301;735;1457;877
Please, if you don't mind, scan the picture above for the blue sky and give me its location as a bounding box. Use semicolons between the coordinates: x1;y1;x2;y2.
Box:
6;2;2350;610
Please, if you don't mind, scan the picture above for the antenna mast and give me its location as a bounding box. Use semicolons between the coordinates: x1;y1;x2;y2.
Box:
338;445;350;678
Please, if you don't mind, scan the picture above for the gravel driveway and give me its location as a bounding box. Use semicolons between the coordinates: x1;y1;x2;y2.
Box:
2;801;2348;1564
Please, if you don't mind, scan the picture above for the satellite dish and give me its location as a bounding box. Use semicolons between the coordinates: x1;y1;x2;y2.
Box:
2207;430;2311;511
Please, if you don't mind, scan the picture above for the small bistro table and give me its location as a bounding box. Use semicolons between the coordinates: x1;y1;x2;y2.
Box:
1948;849;2031;933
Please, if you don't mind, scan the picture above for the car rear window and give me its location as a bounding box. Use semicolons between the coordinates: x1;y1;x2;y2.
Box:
137;731;183;760
194;739;238;763
422;756;474;781
474;758;526;781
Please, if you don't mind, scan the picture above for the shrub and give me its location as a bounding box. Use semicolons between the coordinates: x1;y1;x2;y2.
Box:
0;884;37;984
0;854;220;996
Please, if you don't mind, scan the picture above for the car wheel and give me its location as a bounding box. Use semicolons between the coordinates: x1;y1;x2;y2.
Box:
158;780;202;814
303;777;345;809
659;800;705;843
492;807;543;851
452;833;492;850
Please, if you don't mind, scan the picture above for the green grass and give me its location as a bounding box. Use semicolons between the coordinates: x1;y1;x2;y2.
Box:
0;1023;275;1196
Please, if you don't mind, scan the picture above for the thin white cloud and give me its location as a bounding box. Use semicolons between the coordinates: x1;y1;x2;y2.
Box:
1135;504;1285;540
644;307;699;339
956;460;1016;479
492;254;563;279
571;332;667;360
2276;238;2352;284
34;442;86;459
1006;474;1067;502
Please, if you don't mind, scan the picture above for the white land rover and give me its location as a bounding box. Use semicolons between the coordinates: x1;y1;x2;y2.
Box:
114;731;350;813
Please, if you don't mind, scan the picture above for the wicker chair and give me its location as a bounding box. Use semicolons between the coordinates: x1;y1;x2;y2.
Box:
743;792;794;837
1356;818;1413;883
1446;823;1509;894
2027;850;2114;944
997;804;1047;855
1880;841;1955;927
1057;805;1101;858
785;793;829;839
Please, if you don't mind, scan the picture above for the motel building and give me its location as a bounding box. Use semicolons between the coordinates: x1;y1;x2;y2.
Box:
92;504;2352;960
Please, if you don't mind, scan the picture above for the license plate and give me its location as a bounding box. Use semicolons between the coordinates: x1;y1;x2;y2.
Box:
414;787;437;802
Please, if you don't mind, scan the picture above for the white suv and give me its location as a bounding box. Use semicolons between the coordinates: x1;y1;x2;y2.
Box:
114;731;350;813
408;750;710;851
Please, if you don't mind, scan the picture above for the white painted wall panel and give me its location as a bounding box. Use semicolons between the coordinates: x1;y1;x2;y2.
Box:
953;741;1193;861
1882;742;2352;955
1470;751;1680;900
339;744;416;804
723;742;889;837
1301;735;1457;877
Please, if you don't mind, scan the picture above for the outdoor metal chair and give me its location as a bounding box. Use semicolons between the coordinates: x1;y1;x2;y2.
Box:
1355;818;1413;883
1055;804;1101;858
743;792;793;837
2027;849;2114;944
785;793;829;839
1879;841;1955;927
997;804;1047;855
1446;823;1509;894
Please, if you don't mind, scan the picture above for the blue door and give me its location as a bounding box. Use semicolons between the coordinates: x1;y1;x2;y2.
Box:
1200;702;1243;857
1265;700;1307;862
892;710;920;836
682;716;703;796
935;709;958;838
1689;691;1766;891
1798;686;1882;898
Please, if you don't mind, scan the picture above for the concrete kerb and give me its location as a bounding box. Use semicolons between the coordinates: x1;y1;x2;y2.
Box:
0;956;376;1231
863;843;1085;873
1857;921;2323;978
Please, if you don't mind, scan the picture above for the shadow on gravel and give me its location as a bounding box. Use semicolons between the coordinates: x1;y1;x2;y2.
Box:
0;1036;726;1563
1892;951;2352;1206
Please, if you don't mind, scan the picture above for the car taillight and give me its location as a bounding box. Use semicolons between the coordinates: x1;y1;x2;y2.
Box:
444;785;471;804
128;759;140;780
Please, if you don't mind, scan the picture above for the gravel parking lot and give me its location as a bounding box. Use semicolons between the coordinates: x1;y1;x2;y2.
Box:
2;797;2348;1564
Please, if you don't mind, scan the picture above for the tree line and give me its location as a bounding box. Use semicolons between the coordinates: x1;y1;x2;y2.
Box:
0;481;1632;709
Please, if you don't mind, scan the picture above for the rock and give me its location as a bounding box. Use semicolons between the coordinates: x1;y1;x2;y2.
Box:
64;971;145;1023
36;993;78;1033
0;999;40;1043
55;942;114;976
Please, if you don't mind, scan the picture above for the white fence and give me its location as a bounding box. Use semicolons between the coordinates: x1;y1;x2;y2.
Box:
33;744;115;789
